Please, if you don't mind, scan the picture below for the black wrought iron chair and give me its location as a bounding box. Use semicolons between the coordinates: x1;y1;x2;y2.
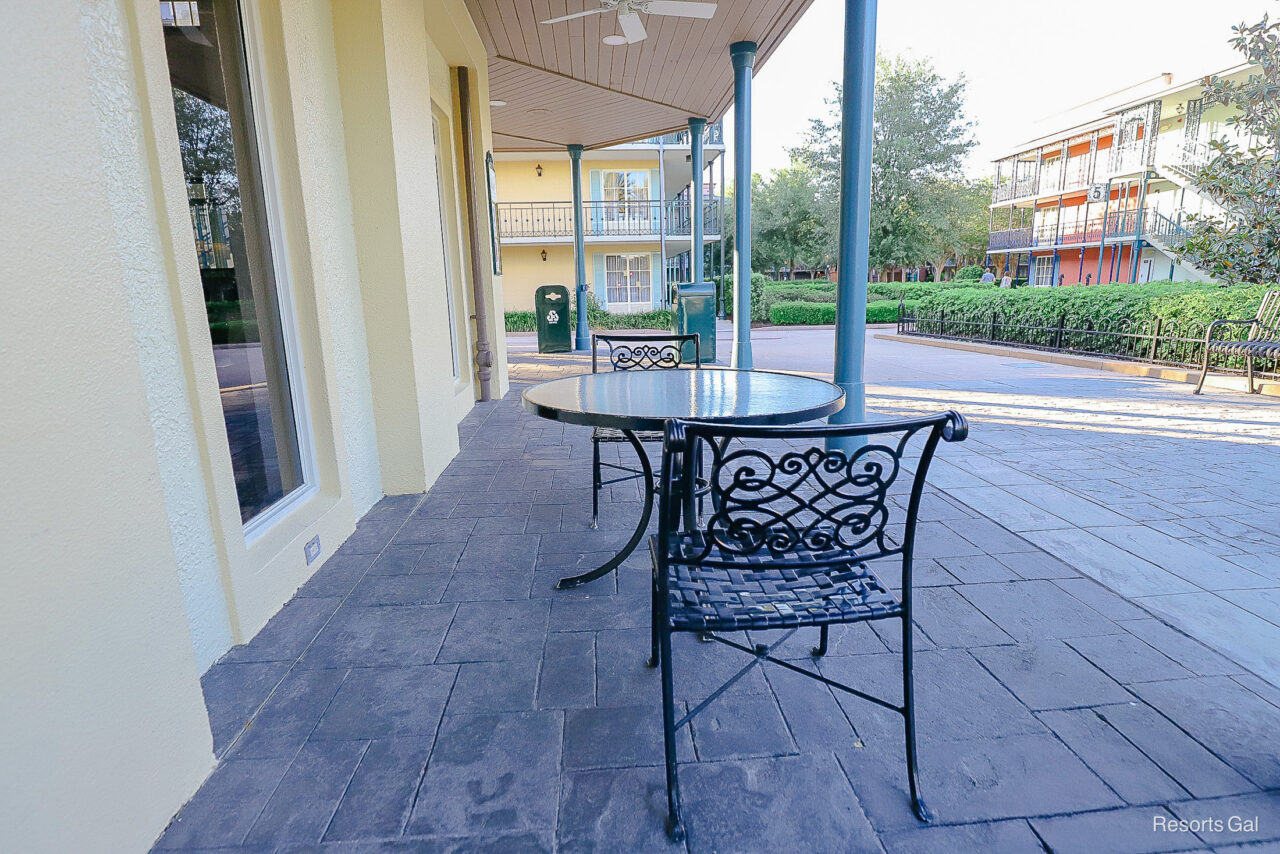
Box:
648;412;968;841
588;332;700;528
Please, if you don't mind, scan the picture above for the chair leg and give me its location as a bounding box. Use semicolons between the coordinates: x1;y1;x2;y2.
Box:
591;439;601;529
647;565;660;669
902;614;931;823
659;624;685;841
812;625;829;657
1194;346;1211;394
1247;355;1257;394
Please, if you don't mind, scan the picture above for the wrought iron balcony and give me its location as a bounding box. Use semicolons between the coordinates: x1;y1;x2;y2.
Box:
988;227;1033;250
496;198;724;240
992;211;1147;252
635;121;725;147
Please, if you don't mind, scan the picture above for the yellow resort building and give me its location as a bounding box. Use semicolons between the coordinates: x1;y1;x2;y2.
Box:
493;126;726;313
1;0;810;850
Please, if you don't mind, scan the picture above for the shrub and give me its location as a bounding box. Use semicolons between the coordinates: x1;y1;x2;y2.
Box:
868;299;917;323
954;265;985;282
915;280;1272;331
721;272;770;322
505;311;537;332
770;301;836;325
767;299;919;325
867;282;940;302
504;292;674;332
208;319;259;345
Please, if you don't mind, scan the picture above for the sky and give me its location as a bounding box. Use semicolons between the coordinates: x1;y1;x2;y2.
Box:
719;0;1272;182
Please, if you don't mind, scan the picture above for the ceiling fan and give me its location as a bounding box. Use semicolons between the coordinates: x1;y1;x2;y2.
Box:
540;0;717;45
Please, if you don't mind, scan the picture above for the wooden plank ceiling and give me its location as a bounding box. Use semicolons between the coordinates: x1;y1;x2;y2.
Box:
465;0;816;150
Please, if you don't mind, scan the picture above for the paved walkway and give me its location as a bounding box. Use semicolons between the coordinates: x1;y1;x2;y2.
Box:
153;329;1280;852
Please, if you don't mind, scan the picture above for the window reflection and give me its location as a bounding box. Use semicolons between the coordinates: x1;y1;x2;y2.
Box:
163;0;304;522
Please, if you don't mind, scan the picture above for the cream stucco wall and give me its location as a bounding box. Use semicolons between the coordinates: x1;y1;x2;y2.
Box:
1;2;217;851
495;156;662;204
503;242;666;311
1;0;507;849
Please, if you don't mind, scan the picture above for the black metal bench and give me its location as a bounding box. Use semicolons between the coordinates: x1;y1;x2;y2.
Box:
1196;290;1280;394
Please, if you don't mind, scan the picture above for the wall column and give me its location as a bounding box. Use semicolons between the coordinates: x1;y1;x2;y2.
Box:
730;41;756;369
569;144;590;350
689;117;706;286
827;0;877;446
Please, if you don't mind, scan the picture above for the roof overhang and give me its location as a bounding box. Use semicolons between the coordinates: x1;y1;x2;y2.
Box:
465;0;816;151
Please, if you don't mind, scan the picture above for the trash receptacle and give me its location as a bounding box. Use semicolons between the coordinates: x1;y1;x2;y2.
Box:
534;284;572;354
672;281;716;364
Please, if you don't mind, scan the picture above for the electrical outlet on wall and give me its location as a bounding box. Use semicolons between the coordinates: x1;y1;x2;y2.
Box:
304;535;321;565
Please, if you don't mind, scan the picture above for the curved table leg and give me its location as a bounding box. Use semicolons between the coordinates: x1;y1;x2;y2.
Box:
557;429;654;590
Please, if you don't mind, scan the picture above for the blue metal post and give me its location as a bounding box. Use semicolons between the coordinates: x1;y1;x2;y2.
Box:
689;117;706;287
827;0;877;447
730;41;756;369
569;144;589;350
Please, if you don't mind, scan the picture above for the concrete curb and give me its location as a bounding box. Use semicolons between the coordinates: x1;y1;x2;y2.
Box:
874;333;1280;399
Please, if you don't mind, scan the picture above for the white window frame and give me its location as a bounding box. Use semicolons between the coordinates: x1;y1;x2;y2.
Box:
432;116;462;381
1033;255;1055;288
604;253;652;313
234;0;319;541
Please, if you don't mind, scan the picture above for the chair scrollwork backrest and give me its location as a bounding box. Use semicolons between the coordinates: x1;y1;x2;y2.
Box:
591;333;700;373
659;413;968;576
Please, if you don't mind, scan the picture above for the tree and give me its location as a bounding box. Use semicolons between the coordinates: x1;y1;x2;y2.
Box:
1177;14;1280;284
790;55;976;274
917;177;993;280
172;87;240;209
752;165;825;277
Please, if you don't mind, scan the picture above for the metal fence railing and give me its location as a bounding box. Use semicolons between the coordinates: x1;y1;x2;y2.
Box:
496;198;724;240
895;303;1278;380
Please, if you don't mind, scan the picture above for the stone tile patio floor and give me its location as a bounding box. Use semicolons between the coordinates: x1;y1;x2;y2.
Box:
156;346;1280;853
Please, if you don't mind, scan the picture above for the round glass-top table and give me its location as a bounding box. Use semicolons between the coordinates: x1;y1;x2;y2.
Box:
522;368;845;588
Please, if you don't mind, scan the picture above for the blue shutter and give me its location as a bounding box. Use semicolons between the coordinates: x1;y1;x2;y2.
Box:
651;252;663;308
589;170;603;236
593;253;607;308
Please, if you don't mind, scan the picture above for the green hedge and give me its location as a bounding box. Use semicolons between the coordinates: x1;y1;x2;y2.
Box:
770;302;836;325
769;299;918;326
209;319;259;345
504;294;674;332
718;272;771;323
915;280;1272;329
954;265;985;282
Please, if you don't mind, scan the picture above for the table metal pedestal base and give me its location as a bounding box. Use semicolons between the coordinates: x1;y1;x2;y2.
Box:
556;429;654;589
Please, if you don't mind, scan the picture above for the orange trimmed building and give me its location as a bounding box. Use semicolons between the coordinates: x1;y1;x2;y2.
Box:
987;66;1256;286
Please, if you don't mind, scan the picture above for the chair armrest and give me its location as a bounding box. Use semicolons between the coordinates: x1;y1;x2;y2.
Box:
1205;319;1259;341
941;410;969;443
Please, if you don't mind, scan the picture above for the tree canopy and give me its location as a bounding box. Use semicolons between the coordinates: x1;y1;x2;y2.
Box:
751;165;826;277
788;55;981;275
1177;14;1280;285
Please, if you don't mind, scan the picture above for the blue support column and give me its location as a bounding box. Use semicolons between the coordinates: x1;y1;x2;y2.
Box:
569;144;590;350
827;0;877;447
689;117;706;286
730;41;756;370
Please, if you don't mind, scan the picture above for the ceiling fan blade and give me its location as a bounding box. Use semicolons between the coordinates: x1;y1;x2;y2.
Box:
617;11;647;42
540;8;605;24
643;0;717;18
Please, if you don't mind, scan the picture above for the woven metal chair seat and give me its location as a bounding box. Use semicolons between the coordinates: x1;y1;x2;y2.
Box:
1208;339;1280;359
593;426;665;443
656;532;902;632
